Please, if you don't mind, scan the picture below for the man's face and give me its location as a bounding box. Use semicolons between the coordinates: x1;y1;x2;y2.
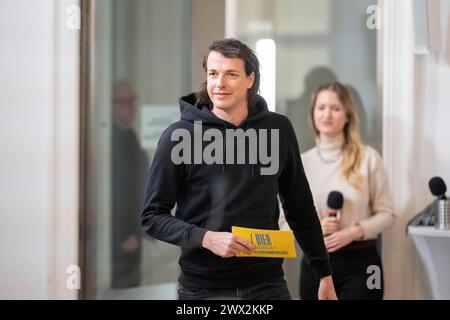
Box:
206;51;255;113
113;84;137;128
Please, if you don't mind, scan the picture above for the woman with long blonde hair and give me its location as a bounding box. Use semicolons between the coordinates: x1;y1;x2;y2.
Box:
295;82;396;299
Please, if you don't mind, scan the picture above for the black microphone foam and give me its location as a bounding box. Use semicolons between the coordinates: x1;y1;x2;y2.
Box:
327;191;343;210
429;177;447;198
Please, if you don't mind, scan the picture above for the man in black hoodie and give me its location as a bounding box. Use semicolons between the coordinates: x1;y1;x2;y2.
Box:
141;38;337;300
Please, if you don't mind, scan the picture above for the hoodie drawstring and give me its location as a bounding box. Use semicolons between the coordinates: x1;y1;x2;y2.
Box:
222;123;226;173
245;122;254;178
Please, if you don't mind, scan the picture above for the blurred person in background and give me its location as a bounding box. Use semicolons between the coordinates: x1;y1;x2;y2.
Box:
111;81;149;289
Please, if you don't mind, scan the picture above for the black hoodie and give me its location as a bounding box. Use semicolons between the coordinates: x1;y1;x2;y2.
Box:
141;93;331;288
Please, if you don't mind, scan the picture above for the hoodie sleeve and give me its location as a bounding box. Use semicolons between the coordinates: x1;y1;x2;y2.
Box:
278;118;332;279
140;126;207;249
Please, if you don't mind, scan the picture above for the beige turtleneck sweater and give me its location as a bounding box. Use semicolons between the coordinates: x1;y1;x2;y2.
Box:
280;133;396;240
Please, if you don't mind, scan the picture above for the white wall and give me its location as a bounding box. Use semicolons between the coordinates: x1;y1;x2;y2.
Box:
0;0;79;299
382;0;450;299
408;0;450;298
417;0;450;185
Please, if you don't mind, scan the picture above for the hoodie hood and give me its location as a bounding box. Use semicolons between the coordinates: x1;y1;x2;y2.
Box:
179;92;270;127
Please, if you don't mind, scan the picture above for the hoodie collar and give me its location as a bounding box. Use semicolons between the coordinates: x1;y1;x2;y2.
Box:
179;93;270;127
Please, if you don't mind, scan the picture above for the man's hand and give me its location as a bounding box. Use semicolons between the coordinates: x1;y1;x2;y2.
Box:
320;217;340;236
121;234;139;252
202;231;256;258
324;225;364;253
318;275;338;300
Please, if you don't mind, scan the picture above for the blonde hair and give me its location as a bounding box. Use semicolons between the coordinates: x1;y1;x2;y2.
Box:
309;82;365;190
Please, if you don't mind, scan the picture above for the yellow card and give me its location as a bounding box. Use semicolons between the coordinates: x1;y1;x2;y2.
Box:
231;226;297;258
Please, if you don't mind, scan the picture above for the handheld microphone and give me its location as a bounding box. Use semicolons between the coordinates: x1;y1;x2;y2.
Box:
327;191;343;218
429;177;447;200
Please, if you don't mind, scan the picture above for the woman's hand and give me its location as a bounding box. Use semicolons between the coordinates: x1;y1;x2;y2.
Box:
324;225;364;253
320;217;340;236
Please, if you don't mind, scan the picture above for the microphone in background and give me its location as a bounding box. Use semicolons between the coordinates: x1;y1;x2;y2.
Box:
327;191;343;218
407;177;449;231
429;176;447;200
429;177;450;230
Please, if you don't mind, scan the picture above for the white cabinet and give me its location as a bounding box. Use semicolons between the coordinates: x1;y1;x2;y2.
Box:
408;226;450;299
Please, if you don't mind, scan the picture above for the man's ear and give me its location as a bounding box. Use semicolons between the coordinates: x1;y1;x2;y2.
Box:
247;72;255;89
